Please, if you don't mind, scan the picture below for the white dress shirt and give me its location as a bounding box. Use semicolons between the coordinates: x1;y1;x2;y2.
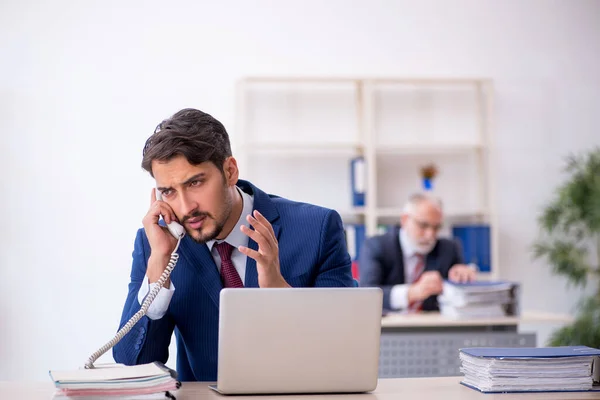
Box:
389;229;426;310
138;187;254;320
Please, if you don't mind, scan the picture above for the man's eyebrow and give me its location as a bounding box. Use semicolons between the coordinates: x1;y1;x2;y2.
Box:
182;173;206;186
156;173;206;192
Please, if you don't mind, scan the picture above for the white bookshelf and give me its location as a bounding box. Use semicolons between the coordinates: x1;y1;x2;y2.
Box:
243;143;360;157
235;77;497;278
375;143;484;154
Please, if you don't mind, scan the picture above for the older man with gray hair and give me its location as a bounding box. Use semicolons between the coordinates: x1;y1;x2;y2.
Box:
358;193;476;312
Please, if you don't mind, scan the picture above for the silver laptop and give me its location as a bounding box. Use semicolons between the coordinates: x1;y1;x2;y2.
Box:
210;287;383;395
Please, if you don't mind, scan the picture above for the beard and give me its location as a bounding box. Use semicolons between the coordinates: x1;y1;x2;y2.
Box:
183;211;226;244
182;186;234;244
409;237;436;255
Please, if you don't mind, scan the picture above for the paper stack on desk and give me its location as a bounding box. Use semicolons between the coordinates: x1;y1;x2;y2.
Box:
49;362;180;398
438;280;513;318
459;346;600;393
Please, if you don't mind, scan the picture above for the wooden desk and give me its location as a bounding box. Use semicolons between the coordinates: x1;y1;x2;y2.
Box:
3;378;599;399
381;310;575;329
378;311;574;378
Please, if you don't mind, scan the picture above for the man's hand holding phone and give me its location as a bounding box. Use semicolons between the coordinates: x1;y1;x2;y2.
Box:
142;189;179;286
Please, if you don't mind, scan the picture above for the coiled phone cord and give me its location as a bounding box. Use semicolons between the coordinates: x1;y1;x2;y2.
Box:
84;238;182;369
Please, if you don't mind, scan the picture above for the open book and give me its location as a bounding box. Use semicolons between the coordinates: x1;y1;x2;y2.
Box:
49;362;180;399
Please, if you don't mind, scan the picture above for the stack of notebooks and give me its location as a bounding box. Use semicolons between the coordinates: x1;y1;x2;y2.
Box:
438;280;514;318
49;362;180;398
459;346;600;393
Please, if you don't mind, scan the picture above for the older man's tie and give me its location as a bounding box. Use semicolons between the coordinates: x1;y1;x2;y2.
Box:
408;253;425;312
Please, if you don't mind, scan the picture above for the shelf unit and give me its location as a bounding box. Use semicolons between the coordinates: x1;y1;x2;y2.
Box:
235;77;497;278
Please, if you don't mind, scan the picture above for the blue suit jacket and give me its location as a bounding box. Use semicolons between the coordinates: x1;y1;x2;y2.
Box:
358;226;463;311
113;180;354;381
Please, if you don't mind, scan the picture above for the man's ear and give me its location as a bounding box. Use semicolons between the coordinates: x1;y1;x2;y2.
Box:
223;157;239;185
400;213;409;228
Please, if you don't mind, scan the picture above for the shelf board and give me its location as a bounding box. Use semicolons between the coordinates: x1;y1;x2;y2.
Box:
241;143;363;157
338;207;366;219
368;77;491;85
375;143;484;155
376;208;489;219
241;77;491;85
243;143;482;155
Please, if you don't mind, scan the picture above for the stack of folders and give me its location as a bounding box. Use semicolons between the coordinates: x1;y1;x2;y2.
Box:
49;362;180;398
459;346;600;393
438;280;513;318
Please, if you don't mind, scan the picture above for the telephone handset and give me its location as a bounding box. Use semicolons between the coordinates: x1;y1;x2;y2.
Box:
155;189;185;239
83;189;185;369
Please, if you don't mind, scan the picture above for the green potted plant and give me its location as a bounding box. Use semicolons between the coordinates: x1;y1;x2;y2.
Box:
532;147;600;347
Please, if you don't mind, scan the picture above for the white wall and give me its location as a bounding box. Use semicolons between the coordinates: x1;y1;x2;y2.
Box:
1;0;599;381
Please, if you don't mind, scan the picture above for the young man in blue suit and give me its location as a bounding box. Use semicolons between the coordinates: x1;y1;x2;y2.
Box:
358;193;476;313
113;108;354;381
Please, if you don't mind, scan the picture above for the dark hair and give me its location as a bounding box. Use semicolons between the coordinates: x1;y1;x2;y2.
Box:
141;108;232;176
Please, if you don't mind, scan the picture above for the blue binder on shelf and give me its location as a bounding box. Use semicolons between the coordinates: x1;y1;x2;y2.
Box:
344;223;365;280
344;223;366;261
349;156;365;207
452;224;491;273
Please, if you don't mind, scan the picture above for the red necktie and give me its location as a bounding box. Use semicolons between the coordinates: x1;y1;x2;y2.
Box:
215;242;244;288
408;253;425;312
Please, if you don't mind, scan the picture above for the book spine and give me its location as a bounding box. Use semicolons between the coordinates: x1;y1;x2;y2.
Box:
350;156;365;207
344;223;365;279
452;224;491;272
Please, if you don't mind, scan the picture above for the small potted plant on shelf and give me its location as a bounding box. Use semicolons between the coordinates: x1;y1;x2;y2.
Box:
420;163;438;191
532;147;600;348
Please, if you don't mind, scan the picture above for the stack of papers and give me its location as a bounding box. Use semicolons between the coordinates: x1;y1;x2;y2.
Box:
459;346;600;393
438;281;513;318
49;362;180;398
